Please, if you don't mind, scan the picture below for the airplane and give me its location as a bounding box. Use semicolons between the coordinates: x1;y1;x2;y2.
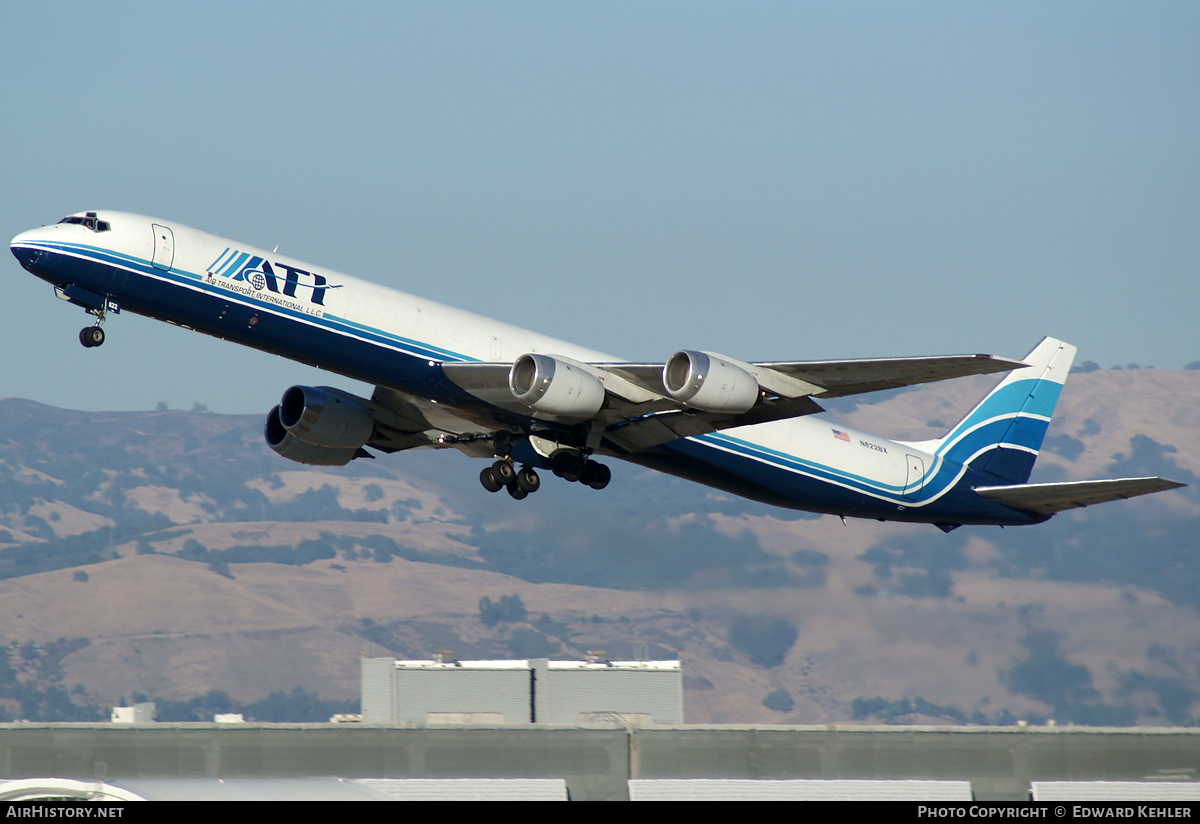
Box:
9;211;1185;531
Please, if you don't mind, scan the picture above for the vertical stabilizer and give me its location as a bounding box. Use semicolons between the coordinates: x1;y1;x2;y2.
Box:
935;338;1076;484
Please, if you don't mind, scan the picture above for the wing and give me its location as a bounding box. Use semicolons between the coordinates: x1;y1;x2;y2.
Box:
441;350;1024;454
364;386;485;455
605;352;1024;400
974;477;1187;516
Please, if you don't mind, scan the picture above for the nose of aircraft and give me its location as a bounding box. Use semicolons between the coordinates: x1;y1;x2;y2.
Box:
11;227;36;246
11;227;47;273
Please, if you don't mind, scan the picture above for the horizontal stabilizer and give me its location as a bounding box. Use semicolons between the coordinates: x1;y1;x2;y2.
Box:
974;477;1186;516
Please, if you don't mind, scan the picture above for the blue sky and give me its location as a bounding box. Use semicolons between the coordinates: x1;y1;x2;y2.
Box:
2;2;1197;412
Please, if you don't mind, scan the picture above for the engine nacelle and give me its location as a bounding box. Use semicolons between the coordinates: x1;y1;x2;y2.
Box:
509;353;606;419
264;405;359;466
663;350;759;414
278;385;375;448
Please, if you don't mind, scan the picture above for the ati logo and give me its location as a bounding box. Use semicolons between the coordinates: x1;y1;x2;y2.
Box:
206;248;341;305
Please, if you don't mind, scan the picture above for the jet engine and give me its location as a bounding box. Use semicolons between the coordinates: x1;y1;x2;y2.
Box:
278;385;374;446
663;350;759;414
508;354;606;418
263;385;376;466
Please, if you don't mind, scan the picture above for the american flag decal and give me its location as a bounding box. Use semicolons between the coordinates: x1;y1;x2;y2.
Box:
832;429;851;442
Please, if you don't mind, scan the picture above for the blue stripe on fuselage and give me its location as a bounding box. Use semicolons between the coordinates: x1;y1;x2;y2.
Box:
21;240;469;364
217;251;250;279
940;380;1061;446
638;436;1044;525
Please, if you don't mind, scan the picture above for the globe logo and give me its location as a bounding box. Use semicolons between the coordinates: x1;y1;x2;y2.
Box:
248;271;267;291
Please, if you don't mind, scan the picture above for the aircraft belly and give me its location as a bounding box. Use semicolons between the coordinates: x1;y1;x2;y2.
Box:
29;248;122;300
28;233;627;444
94;259;436;391
23;244;538;439
643;437;1042;525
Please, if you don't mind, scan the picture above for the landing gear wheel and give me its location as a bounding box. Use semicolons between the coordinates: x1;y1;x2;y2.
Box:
517;468;540;493
80;326;105;348
557;453;585;482
492;460;516;485
583;462;611;490
507;483;528;500
479;466;503;493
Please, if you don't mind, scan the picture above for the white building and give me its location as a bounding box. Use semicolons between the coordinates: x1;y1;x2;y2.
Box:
362;656;683;725
110;702;156;724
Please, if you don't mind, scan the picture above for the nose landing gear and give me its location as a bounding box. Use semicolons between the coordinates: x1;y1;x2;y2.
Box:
53;284;118;348
79;325;105;348
73;294;117;348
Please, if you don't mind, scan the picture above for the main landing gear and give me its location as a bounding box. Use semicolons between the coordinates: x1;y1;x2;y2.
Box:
551;451;611;490
478;447;611;500
479;460;542;499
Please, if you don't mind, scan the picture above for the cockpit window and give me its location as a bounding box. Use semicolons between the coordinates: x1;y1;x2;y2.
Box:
57;212;110;232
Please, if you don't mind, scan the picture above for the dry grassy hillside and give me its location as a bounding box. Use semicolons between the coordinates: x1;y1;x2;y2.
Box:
0;367;1197;725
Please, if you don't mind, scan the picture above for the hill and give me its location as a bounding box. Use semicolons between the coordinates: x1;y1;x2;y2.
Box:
1;367;1198;725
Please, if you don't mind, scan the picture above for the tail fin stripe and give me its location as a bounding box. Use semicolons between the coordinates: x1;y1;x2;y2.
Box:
939;416;1051;463
940;379;1062;446
931;338;1076;487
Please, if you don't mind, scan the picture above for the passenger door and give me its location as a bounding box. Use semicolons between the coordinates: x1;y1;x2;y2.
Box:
903;454;926;500
151;224;174;271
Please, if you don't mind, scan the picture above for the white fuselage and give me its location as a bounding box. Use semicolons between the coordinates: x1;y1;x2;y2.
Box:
10;211;1044;526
